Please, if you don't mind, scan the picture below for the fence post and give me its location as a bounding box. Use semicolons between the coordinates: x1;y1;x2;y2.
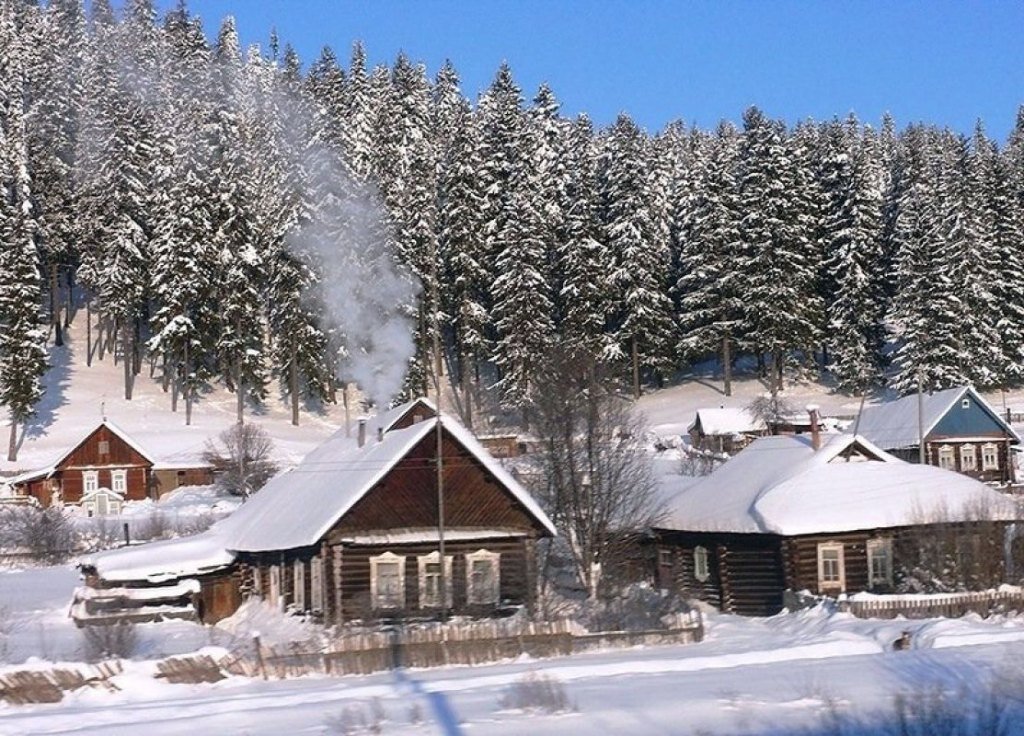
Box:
252;634;267;681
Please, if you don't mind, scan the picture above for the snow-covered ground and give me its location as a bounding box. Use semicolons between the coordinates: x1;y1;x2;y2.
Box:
2;565;1024;734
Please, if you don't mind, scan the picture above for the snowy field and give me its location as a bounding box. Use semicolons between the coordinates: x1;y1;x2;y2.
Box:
2;565;1024;734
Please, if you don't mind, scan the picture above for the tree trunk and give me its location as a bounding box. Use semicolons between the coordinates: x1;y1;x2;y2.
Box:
184;340;192;426
123;323;133;400
7;417;17;462
290;349;299;427
774;350;785;393
631;336;641;399
162;352;169;393
236;356;244;426
51;263;63;347
462;353;474;430
86;299;93;367
722;333;732;397
64;267;73;328
171;356;179;413
132;318;142;376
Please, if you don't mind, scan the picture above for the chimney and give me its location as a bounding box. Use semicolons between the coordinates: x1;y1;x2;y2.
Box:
357;418;367;448
377;426;385;443
806;404;821;451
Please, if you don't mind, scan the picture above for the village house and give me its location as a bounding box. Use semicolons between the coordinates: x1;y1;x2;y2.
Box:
75;399;556;625
651;418;1020;616
687;407;768;453
856;385;1019;485
4;420;213;514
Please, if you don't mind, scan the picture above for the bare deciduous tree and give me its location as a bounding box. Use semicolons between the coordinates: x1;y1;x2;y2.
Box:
202;423;279;498
529;352;663;599
746;393;794;434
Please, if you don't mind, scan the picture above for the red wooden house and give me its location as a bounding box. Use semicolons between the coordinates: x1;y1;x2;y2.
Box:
78;399;556;624
7;420;213;514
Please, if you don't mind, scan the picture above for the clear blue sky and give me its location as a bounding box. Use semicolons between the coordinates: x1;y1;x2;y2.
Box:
156;1;1024;141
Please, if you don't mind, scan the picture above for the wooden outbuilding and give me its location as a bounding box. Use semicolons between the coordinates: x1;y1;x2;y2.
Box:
651;431;1021;616
78;398;556;625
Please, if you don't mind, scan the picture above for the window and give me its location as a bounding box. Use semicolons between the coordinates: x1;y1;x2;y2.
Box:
98;440;110;456
658;549;673;567
937;445;955;470
291;559;306;611
817;543;845;592
693;546;710;583
960;445;977;472
82;470;99;494
310;556;324;612
417;552;453;608
370;552;406;609
176;471;186;488
466;550;501;605
110;469;127;494
982;443;1000;471
867;538;893;588
961;398;971;409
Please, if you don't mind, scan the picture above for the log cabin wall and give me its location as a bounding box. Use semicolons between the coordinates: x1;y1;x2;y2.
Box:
151;467;215;497
335;429;541;534
652;531;785;616
783;531;873;595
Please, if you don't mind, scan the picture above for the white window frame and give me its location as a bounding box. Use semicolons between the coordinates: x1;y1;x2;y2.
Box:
293;559;306;611
961;398;971;409
867;538;893;588
418;551;454;609
310;556;324;612
370;552;406;610
937;445;955;471
817;542;845;592
82;470;99;494
98;440;110;456
110;469;128;494
960;445;977;472
465;549;501;606
693;546;710;583
982;443;1000;471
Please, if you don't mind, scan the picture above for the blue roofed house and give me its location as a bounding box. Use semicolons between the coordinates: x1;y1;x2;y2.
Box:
855;386;1019;486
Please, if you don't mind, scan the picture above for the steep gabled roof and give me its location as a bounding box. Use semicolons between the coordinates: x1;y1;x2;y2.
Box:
662;432;1018;536
856;386;1019;450
8;420;156;483
220;412;555;553
687;407;766;436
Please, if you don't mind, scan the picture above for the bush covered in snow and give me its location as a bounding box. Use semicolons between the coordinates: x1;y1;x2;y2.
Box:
0;505;77;562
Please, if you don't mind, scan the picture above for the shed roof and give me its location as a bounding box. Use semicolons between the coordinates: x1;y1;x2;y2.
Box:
661;432;1019;536
688;407;767;436
855;386;1019;450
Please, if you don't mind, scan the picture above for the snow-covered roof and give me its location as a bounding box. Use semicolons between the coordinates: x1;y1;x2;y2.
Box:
223;412;555;552
855;386;1019;450
661;433;1020;536
688;407;767;436
83;524;236;583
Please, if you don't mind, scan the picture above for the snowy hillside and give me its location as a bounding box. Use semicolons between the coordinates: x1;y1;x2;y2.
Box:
0;315;347;476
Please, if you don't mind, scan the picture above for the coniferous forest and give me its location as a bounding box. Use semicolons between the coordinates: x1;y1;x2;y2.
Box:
2;0;1024;442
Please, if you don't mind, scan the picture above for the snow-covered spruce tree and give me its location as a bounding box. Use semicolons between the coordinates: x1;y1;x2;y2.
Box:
479;65;554;409
434;61;487;424
209;16;268;419
25;0;86;347
734;107;821;393
676;121;744;395
386;54;438;401
599;113;675;398
887;126;966;393
340;42;376;183
557;113;613;362
529;84;568;321
0;1;47;461
820;119;887;392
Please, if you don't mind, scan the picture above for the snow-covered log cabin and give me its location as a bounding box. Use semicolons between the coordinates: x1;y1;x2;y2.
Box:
856;386;1019;485
651;423;1021;616
77;399;556;625
5;420;213;513
687;407;768;454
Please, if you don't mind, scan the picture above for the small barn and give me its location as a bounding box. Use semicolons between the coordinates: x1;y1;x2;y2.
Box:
5;420;213;512
688;407;768;453
651;431;1020;616
856;386;1019;485
77;399;556;625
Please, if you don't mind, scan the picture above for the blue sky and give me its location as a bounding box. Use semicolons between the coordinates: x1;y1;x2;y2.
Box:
157;1;1024;141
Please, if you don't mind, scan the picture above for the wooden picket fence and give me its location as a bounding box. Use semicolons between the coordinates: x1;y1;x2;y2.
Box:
839;589;1024;620
220;612;704;680
0;660;122;704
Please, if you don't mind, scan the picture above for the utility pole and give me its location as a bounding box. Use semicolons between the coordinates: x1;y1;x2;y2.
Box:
436;411;446;622
917;368;925;464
